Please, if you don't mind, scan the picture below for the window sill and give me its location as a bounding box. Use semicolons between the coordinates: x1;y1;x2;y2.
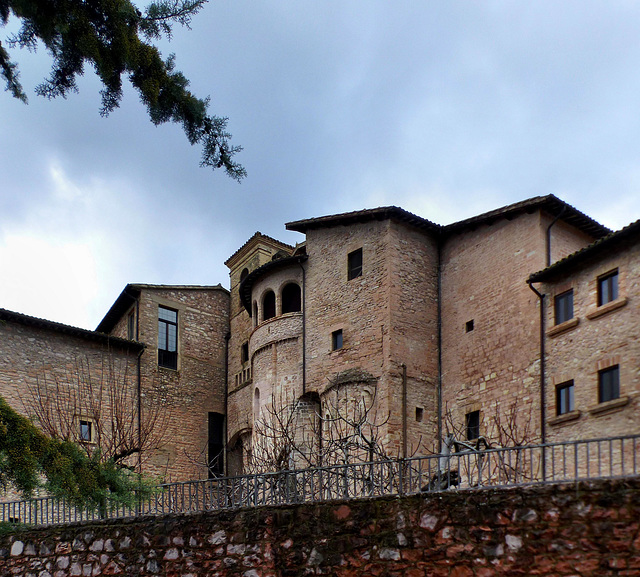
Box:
586;297;628;320
548;410;581;426
589;396;630;416
547;318;579;338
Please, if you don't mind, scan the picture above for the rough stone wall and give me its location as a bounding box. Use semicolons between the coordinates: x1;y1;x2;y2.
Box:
541;240;640;442
3;477;640;576
113;287;230;482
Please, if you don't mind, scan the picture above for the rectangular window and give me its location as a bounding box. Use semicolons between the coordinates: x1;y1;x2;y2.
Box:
465;410;480;440
465;319;474;333
241;342;249;364
158;306;178;369
598;270;619;306
79;420;93;443
347;248;363;280
415;407;424;422
598;365;620;403
332;329;343;351
556;381;574;415
208;412;225;478
554;290;574;325
127;310;136;340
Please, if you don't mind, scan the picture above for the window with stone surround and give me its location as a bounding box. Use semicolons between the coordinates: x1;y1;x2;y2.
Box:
127;309;135;340
556;380;574;415
598;365;620;403
79;419;94;443
347;248;363;280
554;290;574;325
332;329;343;351
158;306;178;369
241;341;249;363
465;410;480;440
598;269;618;306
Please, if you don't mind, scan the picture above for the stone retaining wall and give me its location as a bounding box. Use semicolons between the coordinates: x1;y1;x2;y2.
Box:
2;477;640;576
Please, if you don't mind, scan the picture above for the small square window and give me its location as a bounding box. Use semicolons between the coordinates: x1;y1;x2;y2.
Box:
241;342;249;363
598;365;620;403
79;420;93;443
554;290;574;325
465;320;474;333
465;410;480;440
556;380;574;415
598;270;619;306
332;329;343;351
415;407;424;422
347;248;363;280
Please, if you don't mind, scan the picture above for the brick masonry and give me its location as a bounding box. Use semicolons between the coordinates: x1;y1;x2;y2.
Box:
3;477;640;576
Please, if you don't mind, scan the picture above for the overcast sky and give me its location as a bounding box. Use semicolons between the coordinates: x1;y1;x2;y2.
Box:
2;1;640;330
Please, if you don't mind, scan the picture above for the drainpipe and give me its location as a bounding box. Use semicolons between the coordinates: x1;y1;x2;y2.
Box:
436;238;443;453
299;261;307;395
528;280;546;480
134;295;142;476
401;363;407;459
224;331;230;477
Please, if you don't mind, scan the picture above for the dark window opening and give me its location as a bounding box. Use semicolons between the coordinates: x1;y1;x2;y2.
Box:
241;342;249;363
556;381;574;415
332;329;343;351
252;301;258;323
127;310;136;340
263;291;276;321
598;270;619;306
282;283;302;313
465;410;480;440
208;412;225;478
415;407;424;422
158;306;178;369
240;267;249;282
465;320;474;333
80;420;92;442
347;248;363;280
598;365;620;403
555;290;574;325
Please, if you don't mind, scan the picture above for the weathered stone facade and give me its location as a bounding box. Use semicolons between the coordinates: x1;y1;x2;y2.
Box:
2;194;639;487
3;477;640;576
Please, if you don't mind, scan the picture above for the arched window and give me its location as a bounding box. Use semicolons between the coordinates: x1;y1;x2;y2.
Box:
263;290;276;320
240;268;249;282
253;387;261;418
281;283;301;313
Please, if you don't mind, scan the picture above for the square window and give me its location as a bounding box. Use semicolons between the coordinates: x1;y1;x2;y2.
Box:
465;410;480;440
556;380;574;415
598;365;620;403
598;270;619;306
241;342;249;363
347;248;363;280
79;420;93;443
465;320;474;332
554;290;574;325
332;329;343;351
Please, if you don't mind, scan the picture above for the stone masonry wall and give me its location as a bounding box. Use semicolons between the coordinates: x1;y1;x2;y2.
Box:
541;238;640;442
3;477;640;576
106;287;230;482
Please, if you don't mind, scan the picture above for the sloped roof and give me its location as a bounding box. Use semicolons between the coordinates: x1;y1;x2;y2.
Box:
286;206;439;234
0;307;143;351
224;232;294;268
96;283;228;334
529;218;640;283
443;194;610;238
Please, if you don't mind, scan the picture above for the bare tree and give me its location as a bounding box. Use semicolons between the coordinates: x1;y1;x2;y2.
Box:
23;352;171;471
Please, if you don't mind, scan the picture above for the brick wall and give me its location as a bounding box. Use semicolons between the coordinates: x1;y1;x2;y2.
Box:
3;477;640;576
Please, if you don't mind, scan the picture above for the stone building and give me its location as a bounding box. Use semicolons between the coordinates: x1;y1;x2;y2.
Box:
1;194;638;485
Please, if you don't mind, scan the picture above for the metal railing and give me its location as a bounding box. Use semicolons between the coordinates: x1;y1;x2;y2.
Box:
2;434;639;527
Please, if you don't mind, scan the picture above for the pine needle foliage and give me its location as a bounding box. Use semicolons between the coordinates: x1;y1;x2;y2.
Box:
0;0;245;180
0;395;152;511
